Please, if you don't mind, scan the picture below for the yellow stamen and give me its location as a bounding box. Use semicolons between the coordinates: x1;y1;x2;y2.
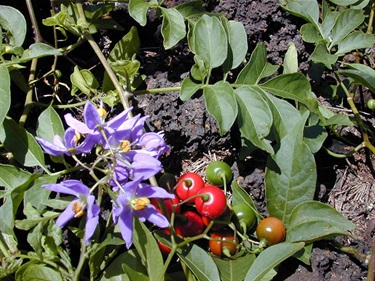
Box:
120;140;131;152
133;197;150;211
73;131;81;143
97;108;107;118
72;201;85;218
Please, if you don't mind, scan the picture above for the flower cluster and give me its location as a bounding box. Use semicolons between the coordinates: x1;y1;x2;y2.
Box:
37;102;173;247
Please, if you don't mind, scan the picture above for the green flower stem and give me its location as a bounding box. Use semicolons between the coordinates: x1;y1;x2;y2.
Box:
133;86;181;95
76;3;132;115
367;1;375;34
19;0;41;127
322;143;365;158
72;240;87;281
335;74;375;155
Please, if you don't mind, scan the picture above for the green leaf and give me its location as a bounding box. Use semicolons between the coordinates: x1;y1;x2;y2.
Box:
311;42;338;69
280;0;320;27
36;106;65;141
177;243;220;281
337;63;375;93
17;43;61;63
27;222;43;257
244;242;305;281
99;250;149;281
259;73;319;113
0;64;11;125
221;18;248;72
132;217;164;281
21;264;62;281
175;0;207;18
329;9;365;48
231;181;262;221
160;7;186;49
0;117;47;169
236;43;267;85
129;0;158;26
300;23;322;43
265;114;316;223
0;5;26;46
303;125;327;154
70;66;99;96
24;174;58;213
108;26;140;62
193;14;228;70
203;81;238;135
336;31;374;55
327;0;362;4
180;77;203;101
287;201;356;243
212;253;255;281
283;42;298;74
235;86;273;154
261;91;302;141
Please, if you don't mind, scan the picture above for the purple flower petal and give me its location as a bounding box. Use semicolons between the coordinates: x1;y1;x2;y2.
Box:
137;206;170;228
42;180;89;197
56;201;76;227
84;102;102;130
136;183;175;199
117;207;133;249
65;113;91;134
84;195;100;245
36;137;67;156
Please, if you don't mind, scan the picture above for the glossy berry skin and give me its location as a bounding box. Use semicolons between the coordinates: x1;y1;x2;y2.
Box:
175;172;205;202
232;203;257;233
209;229;239;257
157;229;172;256
368;99;375;110
256;217;286;246
151;196;181;218
205;161;232;186
175;211;204;237
195;185;227;219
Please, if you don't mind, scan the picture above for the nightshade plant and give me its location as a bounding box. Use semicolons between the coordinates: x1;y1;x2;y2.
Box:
0;0;373;280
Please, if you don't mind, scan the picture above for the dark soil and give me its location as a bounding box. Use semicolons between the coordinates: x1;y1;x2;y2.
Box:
5;0;374;280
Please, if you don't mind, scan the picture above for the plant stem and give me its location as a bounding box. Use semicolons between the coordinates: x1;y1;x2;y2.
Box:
19;0;41;127
133;86;181;95
72;240;87;281
367;0;375;34
75;2;132;115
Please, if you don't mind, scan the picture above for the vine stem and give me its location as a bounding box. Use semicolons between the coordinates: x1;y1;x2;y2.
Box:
19;0;42;127
366;0;375;34
75;3;132;115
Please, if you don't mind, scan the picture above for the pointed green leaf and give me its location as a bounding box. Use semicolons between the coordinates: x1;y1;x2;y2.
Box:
235;86;273;154
18;43;61;63
0;5;26;46
70;66;99;96
221;18;248;72
321;3;340;40
177;243;220;281
160;7;186;49
300;23;322;43
336;31;374;55
133;217;164;281
327;0;362;4
330;9;365;47
337;63;375;93
0;117;47;169
287;201;356;243
265;114;316;223
0;64;11;125
244;242;305;281
22;264;63;281
193;14;228;69
180;77;203;101
213;253;255;281
100;250;149;281
203;81;237;135
283;42;298;74
175;0;207;18
129;0;158;26
108;26;140;62
280;0;319;27
260;73;319;113
236;43;267;85
36;106;65;142
311;42;338;69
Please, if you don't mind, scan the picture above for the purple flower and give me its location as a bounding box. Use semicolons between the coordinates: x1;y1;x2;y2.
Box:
42;180;100;245
112;179;174;248
36;128;90;156
64;102;134;150
138;132;170;158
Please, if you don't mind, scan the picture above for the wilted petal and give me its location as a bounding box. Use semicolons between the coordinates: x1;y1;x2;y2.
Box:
139;132;170;157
